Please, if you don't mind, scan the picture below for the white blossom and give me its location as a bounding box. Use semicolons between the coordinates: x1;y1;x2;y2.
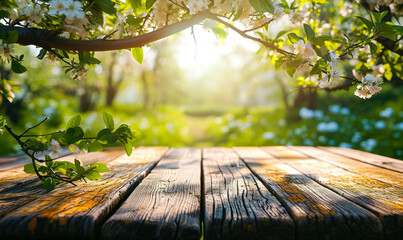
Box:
186;0;209;14
0;40;14;60
49;139;61;158
294;40;316;59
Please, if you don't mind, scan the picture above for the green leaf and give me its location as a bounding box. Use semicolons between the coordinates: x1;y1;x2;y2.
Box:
356;16;373;31
97;128;118;144
66;115;81;129
90;163;109;173
25;138;48;151
88;141;103;152
286;65;296;78
385;70;392;81
45;155;53;167
275;57;287;70
303;24;315;41
128;0;142;10
102;112;114;130
126;15;143;26
84;171;100;180
287;33;304;44
275;30;288;39
115;124;132;139
94;0;116;15
378;23;397;41
36;49;47;60
43;177;56;191
131;47;143;64
312;35;331;46
0;10;9;18
368;42;377;54
74;159;85;174
249;0;274;13
123;141;133;156
24;163;40;174
11;59;27;74
211;27;227;41
146;0;157;8
65;127;84;144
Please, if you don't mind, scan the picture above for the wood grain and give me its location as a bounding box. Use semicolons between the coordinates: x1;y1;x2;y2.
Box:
271;147;403;240
0;150;124;192
0;154;29;171
321;146;403;173
262;146;307;158
0;150;124;219
101;148;201;240
0;147;168;240
234;147;383;240
291;146;403;187
0;148;76;172
203;147;294;240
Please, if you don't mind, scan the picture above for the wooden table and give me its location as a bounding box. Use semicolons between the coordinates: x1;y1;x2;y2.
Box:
0;146;402;240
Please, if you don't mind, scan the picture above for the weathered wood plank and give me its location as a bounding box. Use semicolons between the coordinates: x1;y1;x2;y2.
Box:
0;154;28;171
0;150;125;219
321;146;403;173
203;147;294;240
0;148;75;171
0;150;124;192
262;146;307;158
270;147;403;240
234;147;383;240
0;147;168;240
291;146;403;188
101;148;201;240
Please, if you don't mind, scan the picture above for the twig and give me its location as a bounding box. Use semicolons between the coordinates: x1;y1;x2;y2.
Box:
243;18;275;33
19;117;48;137
206;13;294;56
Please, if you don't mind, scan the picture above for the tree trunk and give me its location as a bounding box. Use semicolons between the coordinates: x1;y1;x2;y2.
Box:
141;71;149;108
106;52;123;107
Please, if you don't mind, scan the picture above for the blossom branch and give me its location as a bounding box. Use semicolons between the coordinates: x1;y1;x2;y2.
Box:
243;18;275;33
0;11;211;51
206;13;294;56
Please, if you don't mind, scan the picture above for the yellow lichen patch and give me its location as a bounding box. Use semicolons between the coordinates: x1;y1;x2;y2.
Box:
28;217;37;233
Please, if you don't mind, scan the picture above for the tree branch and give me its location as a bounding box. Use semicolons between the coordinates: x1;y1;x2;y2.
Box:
0;11;294;56
0;11;211;51
304;81;353;92
206;13;294;56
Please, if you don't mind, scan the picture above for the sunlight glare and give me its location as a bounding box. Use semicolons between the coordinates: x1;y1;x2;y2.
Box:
174;25;260;78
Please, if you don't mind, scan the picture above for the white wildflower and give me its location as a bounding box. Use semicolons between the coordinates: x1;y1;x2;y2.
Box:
48;0;70;16
294;40;316;59
49;139;61;158
186;0;209;14
72;68;89;80
0;40;14;61
372;64;385;78
352;69;364;81
273;5;284;19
